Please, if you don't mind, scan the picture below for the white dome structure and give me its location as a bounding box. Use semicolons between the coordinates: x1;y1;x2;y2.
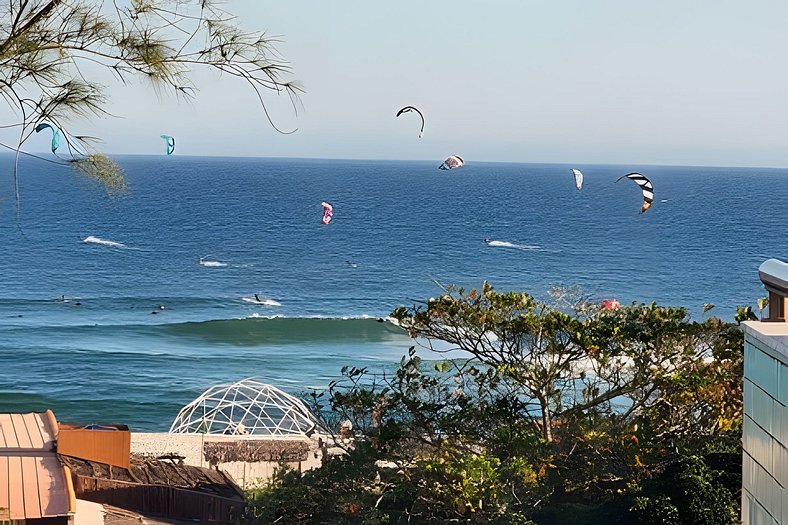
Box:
169;379;318;437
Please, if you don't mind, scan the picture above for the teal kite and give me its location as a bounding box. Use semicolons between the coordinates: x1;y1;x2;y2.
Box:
160;135;175;155
35;123;61;153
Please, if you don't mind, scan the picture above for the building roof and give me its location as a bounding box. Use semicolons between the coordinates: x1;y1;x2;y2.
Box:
0;411;57;451
0;410;75;521
759;258;788;295
62;455;245;501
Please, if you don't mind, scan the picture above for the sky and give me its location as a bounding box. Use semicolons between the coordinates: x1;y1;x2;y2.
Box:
5;0;788;166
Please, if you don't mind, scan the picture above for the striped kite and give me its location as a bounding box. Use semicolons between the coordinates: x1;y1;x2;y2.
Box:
396;106;425;138
34;123;61;153
438;155;464;170
160;135;175;155
571;168;584;190
321;201;333;225
617;172;654;213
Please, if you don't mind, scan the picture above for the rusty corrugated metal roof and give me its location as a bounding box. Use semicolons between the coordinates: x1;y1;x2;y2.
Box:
0;410;74;520
0;411;57;452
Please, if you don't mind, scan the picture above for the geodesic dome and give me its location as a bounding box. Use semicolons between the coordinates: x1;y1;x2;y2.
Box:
169;379;317;436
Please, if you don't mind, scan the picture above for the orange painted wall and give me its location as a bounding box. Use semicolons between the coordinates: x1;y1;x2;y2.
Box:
57;429;130;469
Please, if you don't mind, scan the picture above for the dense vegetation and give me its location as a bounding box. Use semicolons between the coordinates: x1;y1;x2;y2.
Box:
246;283;744;524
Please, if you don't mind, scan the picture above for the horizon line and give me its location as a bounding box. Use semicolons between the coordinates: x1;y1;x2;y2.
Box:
2;150;787;171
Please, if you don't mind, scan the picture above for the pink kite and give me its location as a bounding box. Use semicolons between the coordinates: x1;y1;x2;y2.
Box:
321;201;333;225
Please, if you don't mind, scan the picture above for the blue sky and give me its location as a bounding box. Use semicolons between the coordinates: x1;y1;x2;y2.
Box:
7;1;788;166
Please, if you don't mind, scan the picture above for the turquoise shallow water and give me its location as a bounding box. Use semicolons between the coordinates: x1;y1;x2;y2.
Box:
0;155;785;430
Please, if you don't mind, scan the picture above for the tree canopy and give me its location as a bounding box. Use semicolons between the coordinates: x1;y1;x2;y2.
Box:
1;0;301;203
250;283;744;524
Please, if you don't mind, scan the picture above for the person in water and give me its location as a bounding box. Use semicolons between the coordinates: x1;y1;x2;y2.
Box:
254;293;262;303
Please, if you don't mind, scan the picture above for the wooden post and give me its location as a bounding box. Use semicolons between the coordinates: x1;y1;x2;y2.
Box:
766;291;786;322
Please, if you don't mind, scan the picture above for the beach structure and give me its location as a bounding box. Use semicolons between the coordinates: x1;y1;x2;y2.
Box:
57;417;245;524
64;455;245;524
57;421;131;469
741;259;788;524
130;379;325;488
0;410;75;523
169;378;318;436
0;409;244;524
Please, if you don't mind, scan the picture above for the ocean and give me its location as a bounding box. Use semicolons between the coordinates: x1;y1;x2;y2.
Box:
0;155;785;430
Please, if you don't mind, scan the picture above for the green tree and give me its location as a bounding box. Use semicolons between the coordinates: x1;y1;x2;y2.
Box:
632;455;739;525
391;282;741;449
252;284;743;523
1;0;300;205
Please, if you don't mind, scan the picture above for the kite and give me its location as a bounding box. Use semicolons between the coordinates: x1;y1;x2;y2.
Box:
34;123;61;153
571;168;584;190
160;135;176;155
321;201;333;225
438;155;464;170
396;106;425;138
617;172;654;213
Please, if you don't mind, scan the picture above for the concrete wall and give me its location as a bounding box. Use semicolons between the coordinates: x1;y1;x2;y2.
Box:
130;433;324;489
742;322;788;524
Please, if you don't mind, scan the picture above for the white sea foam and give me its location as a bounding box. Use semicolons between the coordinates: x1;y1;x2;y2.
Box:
83;236;127;249
242;296;282;307
238;313;388;321
199;258;227;267
486;240;541;250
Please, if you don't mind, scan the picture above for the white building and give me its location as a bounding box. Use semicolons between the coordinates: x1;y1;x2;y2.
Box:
742;259;788;524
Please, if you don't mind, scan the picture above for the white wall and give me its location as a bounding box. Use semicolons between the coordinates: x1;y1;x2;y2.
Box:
130;433;324;489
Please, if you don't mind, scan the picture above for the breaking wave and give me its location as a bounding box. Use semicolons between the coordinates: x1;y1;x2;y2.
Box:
0;315;406;346
156;316;405;345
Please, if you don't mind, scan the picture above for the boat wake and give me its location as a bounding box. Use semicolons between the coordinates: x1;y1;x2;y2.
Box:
199;258;227;267
485;240;541;250
242;295;282;307
83;236;127;249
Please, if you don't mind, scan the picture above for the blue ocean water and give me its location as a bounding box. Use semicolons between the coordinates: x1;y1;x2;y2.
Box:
0;155;785;430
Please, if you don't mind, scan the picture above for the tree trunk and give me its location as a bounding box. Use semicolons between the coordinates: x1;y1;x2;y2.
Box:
539;397;553;442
